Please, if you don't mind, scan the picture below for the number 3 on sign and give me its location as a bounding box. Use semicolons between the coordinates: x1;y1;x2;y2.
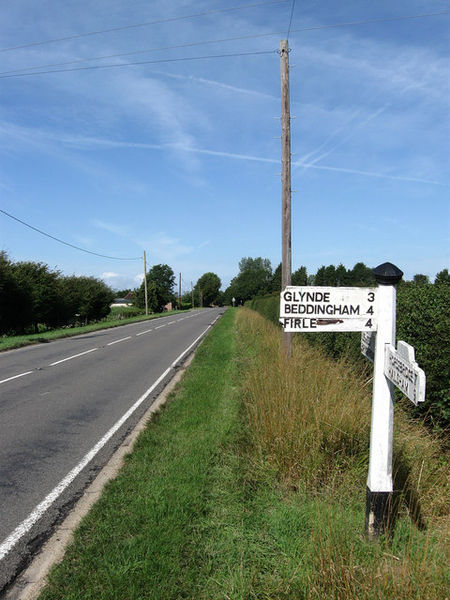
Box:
366;292;375;327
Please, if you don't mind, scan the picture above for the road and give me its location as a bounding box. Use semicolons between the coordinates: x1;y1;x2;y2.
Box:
0;308;224;593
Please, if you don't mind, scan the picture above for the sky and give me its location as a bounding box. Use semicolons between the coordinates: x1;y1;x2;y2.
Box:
1;0;449;293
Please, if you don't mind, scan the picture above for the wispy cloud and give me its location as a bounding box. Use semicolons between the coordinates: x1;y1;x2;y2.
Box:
147;69;279;101
91;219;131;237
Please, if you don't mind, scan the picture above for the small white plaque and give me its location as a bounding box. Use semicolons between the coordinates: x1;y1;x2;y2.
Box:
361;331;376;362
384;341;426;405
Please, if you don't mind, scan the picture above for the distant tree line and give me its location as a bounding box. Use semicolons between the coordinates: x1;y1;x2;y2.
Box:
222;258;383;305
132;265;224;311
0;251;115;335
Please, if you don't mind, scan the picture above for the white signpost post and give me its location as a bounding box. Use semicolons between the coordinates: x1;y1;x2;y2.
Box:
280;262;426;539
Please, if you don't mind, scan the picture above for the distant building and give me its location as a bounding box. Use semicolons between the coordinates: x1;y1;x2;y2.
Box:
110;298;133;307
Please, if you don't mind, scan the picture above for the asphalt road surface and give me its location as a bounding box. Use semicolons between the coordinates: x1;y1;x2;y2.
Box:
0;307;224;593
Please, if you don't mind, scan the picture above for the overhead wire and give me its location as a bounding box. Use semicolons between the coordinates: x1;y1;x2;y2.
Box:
0;209;141;260
1;10;448;79
0;33;289;76
0;0;288;53
0;50;276;79
287;0;297;39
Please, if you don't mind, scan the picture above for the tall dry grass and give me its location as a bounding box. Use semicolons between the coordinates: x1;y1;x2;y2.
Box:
236;308;448;521
236;308;449;598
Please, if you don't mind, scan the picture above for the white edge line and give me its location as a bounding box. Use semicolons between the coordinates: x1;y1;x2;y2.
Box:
107;336;132;346
0;371;33;385
49;348;98;367
135;329;153;337
0;314;220;561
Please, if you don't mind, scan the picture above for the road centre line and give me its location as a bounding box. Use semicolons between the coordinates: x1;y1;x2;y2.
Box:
155;324;166;329
167;321;176;325
107;336;132;346
0;316;219;562
135;329;153;337
49;348;98;366
0;371;33;385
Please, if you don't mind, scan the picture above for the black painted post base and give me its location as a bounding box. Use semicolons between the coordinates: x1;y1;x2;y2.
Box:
365;487;393;540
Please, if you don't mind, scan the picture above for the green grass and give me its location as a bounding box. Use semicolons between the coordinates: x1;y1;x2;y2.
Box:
38;308;449;600
0;309;188;352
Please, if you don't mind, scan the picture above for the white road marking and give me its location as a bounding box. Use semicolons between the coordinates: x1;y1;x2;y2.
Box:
135;329;153;337
0;371;33;385
49;348;98;366
167;321;176;325
155;325;166;329
0;316;220;561
107;336;132;346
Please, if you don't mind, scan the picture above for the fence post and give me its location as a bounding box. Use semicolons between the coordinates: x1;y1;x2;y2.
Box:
365;262;403;539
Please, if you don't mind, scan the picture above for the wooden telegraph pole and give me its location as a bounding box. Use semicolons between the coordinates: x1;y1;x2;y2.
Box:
143;250;148;316
179;273;182;309
280;39;292;357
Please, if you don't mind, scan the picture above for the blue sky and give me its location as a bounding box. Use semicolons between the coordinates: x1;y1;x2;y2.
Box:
1;0;449;292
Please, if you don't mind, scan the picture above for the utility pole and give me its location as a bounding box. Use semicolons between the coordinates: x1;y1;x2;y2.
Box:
179;272;182;309
280;39;292;357
143;250;148;316
191;281;194;308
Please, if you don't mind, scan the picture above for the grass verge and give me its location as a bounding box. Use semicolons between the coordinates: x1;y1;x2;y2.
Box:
0;310;188;352
38;308;448;599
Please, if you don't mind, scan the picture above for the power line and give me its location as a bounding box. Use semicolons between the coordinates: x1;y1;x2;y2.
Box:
289;9;450;34
0;33;289;76
0;209;141;260
0;50;276;79
287;0;297;39
0;0;288;53
2;10;448;79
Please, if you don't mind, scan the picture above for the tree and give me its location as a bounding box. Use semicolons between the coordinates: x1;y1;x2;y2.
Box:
323;264;337;286
292;265;307;286
135;264;175;312
270;263;282;292
315;266;327;286
347;262;375;286
435;269;449;286
413;274;430;286
61;276;114;323
335;263;348;286
0;252;31;334
226;257;272;304
11;261;64;332
194;272;221;306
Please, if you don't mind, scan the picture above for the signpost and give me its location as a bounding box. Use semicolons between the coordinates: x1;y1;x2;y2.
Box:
280;286;378;332
384;341;426;405
280;262;426;539
361;331;376;363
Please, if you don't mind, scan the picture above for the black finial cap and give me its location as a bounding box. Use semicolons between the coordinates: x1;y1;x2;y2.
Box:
373;262;403;285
